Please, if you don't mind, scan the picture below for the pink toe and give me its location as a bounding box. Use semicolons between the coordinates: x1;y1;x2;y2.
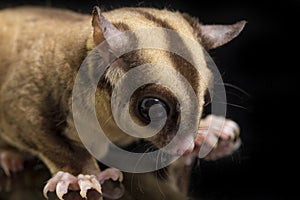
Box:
43;182;54;198
98;168;123;184
56;181;69;200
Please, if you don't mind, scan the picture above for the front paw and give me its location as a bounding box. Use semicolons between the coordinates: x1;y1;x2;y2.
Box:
43;168;123;200
196;115;241;160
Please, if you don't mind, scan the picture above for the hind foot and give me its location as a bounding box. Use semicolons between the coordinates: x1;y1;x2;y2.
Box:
0;149;24;176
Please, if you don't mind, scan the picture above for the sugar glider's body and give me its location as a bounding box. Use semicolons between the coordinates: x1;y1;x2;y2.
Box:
0;6;244;200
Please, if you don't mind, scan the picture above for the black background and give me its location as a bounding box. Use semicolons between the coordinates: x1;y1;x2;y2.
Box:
0;0;298;199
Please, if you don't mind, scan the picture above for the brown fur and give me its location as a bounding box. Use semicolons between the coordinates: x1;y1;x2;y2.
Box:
0;6;244;199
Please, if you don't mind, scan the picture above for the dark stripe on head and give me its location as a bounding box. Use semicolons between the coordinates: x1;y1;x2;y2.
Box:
129;9;201;96
129;9;175;30
113;22;130;31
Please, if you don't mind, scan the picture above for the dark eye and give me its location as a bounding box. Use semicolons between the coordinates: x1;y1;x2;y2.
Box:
138;97;170;123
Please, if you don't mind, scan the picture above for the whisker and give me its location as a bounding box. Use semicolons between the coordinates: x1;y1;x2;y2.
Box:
102;115;113;129
56;119;66;127
215;101;248;110
212;82;251;100
155;173;165;198
155;151;165;198
157;167;168;181
127;145;157;192
133;146;152;172
223;83;251;97
225;91;245;100
207;89;248;111
137;174;144;194
130;173;135;193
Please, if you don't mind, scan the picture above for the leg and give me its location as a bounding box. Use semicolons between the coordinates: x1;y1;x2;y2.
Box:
1;116;123;200
1;114;122;199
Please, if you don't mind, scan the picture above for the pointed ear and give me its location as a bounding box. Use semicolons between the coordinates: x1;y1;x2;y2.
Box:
92;6;105;45
200;20;247;49
92;6;126;51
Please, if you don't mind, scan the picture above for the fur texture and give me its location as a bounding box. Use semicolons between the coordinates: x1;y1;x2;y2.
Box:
0;6;245;199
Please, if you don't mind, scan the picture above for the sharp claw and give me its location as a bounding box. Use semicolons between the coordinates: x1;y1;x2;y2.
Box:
0;151;25;176
118;173;124;182
43;172;105;200
43;171;73;200
111;169;123;182
2;164;10;177
78;175;93;198
0;155;10;177
79;187;89;198
111;174;118;182
56;181;69;200
43;181;58;199
43;182;50;199
91;176;102;194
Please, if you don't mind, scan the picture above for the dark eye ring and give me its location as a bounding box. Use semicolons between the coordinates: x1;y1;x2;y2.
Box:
138;97;170;123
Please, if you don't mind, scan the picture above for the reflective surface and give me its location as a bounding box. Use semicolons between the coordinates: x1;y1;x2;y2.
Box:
0;159;192;200
0;160;48;200
0;154;277;200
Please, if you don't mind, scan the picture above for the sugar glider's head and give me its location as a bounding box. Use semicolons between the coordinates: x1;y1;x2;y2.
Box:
91;7;245;155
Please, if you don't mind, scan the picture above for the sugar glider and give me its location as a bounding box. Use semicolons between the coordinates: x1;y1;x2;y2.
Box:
0;6;245;200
